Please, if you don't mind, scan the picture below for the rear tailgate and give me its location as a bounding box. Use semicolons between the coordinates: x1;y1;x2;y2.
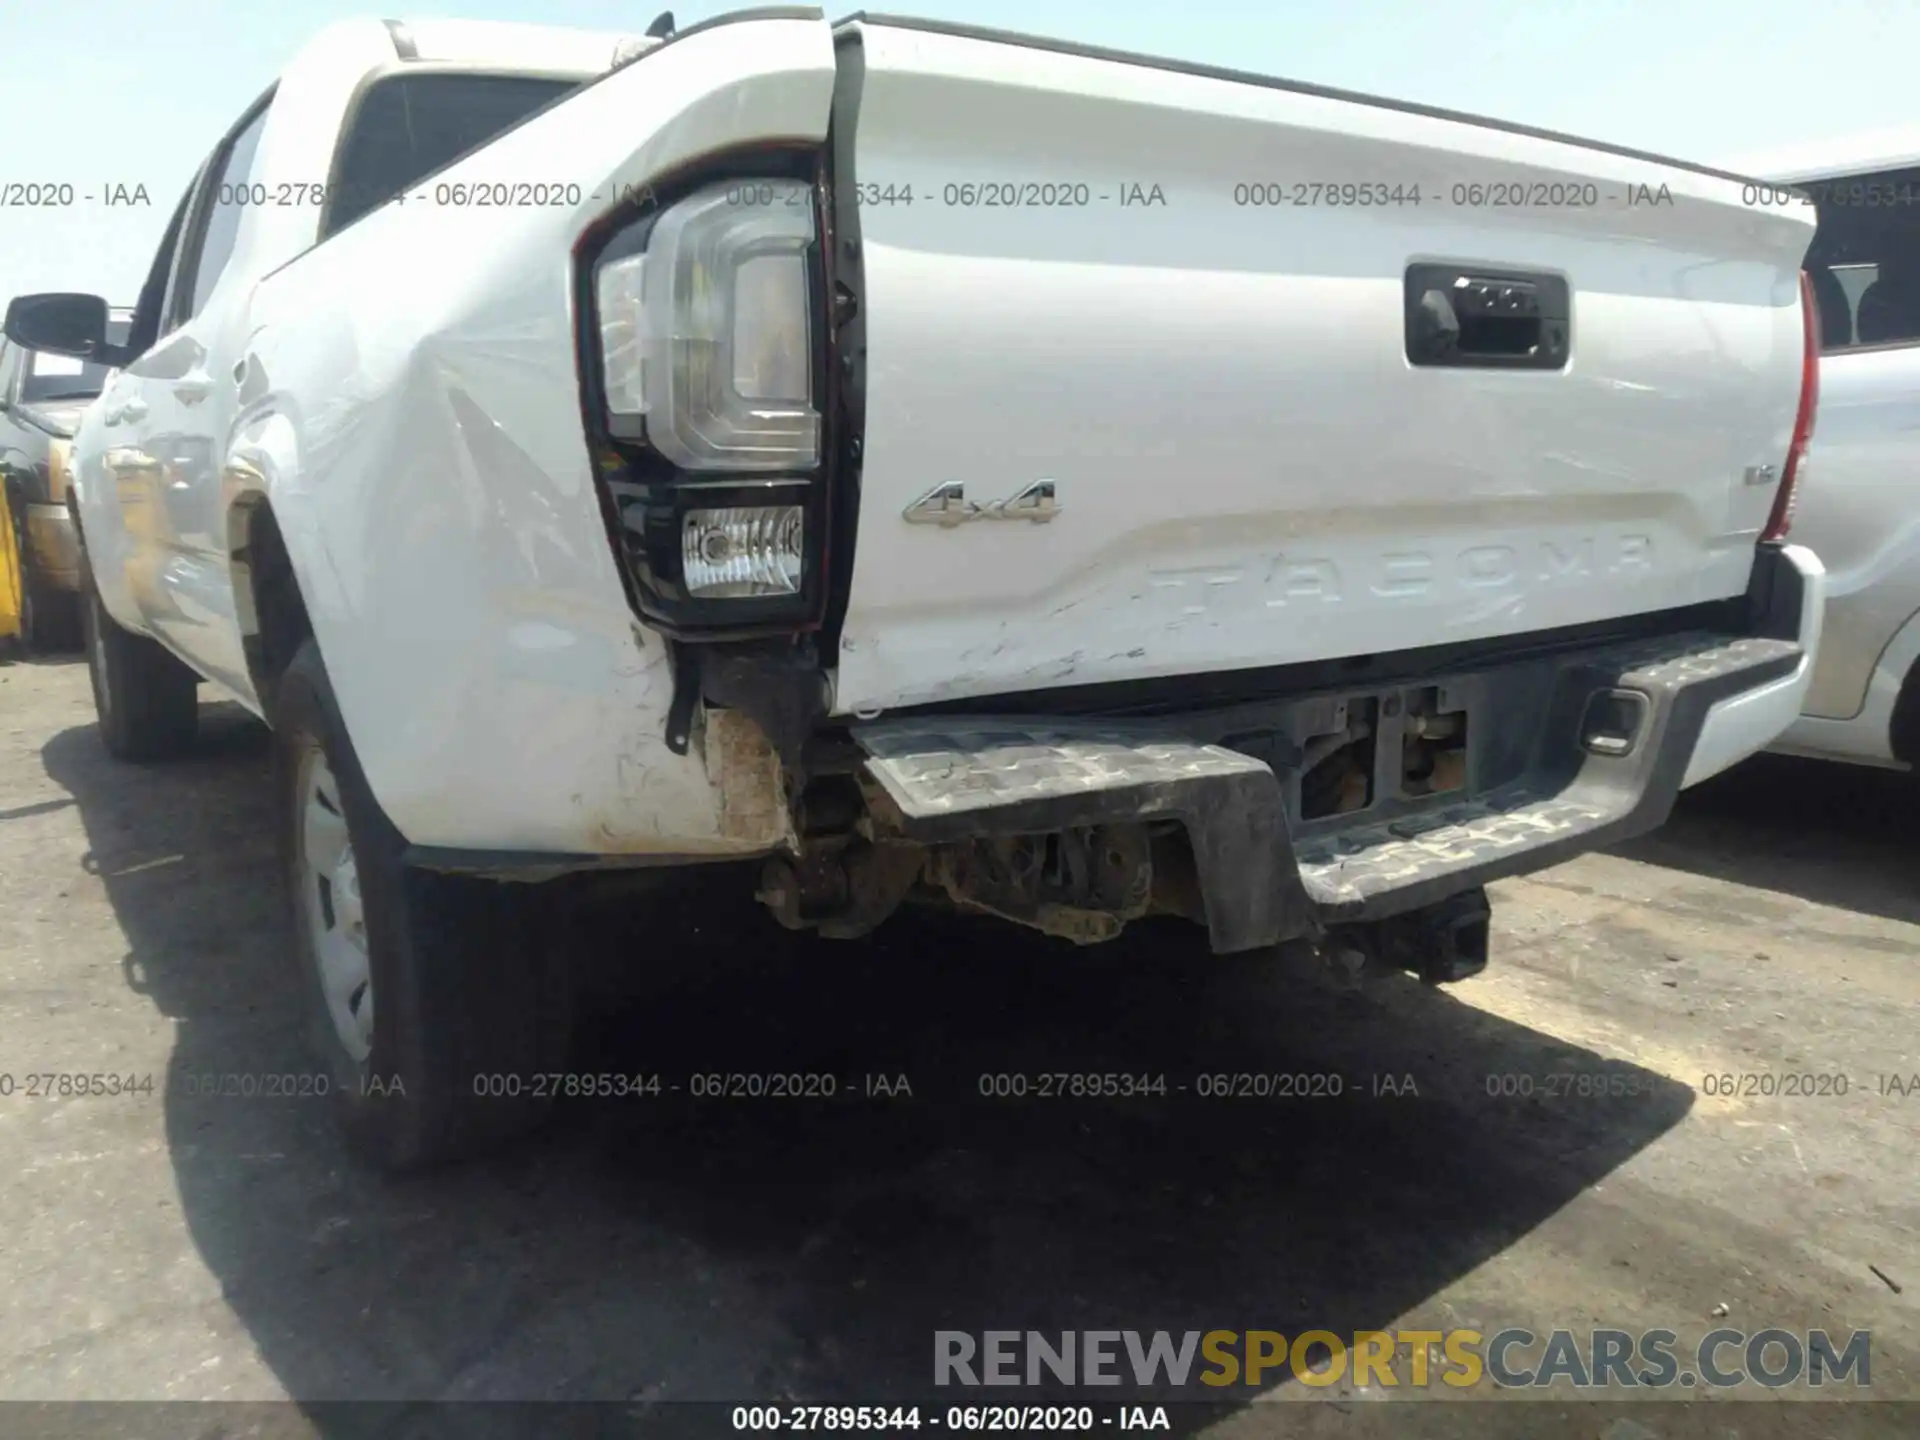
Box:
827;17;1817;715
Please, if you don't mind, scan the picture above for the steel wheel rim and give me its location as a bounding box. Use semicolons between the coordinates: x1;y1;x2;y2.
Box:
296;745;374;1062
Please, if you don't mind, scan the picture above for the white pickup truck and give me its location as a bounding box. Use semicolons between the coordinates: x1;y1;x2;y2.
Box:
8;9;1826;1168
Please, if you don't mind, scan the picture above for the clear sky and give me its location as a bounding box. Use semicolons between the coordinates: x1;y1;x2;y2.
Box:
3;0;1917;304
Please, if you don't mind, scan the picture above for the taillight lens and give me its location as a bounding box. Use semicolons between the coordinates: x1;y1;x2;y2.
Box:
595;179;820;472
581;170;829;635
1763;270;1820;542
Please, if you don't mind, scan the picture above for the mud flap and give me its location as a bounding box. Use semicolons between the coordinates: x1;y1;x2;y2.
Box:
850;720;1316;953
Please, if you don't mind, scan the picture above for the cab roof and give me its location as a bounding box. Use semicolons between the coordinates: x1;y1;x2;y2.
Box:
376;17;651;73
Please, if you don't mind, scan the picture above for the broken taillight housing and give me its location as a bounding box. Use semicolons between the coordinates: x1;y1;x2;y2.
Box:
582;167;829;632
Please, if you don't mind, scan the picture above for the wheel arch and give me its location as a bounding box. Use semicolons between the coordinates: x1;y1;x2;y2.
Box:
228;486;316;721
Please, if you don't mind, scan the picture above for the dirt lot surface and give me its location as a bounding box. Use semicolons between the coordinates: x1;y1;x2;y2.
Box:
1;652;1915;1439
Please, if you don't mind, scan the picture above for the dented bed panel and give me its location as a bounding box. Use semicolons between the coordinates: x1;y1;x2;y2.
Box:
240;15;836;853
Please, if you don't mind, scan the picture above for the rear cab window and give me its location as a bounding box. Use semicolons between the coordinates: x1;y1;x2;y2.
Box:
1799;165;1920;352
324;72;580;238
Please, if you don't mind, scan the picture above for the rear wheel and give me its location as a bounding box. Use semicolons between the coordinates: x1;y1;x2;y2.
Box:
272;639;572;1170
79;555;198;759
1890;657;1920;769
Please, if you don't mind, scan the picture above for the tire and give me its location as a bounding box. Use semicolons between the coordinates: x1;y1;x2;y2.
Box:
78;553;198;759
271;638;572;1170
23;581;82;653
1891;659;1920;769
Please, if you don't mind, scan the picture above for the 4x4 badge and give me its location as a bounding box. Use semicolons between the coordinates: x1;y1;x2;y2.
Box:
902;480;1060;527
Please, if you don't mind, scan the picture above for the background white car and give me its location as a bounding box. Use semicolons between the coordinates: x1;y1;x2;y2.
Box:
1730;132;1920;770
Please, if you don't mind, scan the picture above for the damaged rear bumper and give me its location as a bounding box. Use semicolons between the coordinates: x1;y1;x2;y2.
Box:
851;544;1824;954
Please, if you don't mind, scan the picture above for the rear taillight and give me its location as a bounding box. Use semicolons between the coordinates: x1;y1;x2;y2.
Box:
1763;270;1821;542
579;170;830;636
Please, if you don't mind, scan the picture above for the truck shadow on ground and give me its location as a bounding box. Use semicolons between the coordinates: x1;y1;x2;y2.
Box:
0;648;85;670
1609;753;1920;926
43;706;1696;1433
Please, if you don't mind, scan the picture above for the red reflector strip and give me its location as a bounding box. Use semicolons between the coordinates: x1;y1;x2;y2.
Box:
1764;270;1821;543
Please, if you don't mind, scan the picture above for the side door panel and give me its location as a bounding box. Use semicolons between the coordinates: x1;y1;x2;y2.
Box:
1793;164;1920;722
109;163;207;643
1794;344;1920;719
126;326;243;687
98;367;170;621
121;103;270;699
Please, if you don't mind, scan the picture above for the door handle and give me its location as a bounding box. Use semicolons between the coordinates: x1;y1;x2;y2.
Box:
117;397;149;423
172;372;213;405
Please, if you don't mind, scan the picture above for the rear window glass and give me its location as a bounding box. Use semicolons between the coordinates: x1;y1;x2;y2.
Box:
19;317;131;403
324;72;580;237
1800;165;1920;352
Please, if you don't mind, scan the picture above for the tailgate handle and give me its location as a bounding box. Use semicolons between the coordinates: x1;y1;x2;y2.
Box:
1406;264;1570;371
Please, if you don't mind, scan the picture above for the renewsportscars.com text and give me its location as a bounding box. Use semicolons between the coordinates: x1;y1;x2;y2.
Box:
934;1328;1871;1391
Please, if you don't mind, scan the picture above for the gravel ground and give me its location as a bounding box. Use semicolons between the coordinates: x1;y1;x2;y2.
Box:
0;651;1915;1439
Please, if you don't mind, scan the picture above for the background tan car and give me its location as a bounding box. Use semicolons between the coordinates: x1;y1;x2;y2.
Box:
0;308;131;651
